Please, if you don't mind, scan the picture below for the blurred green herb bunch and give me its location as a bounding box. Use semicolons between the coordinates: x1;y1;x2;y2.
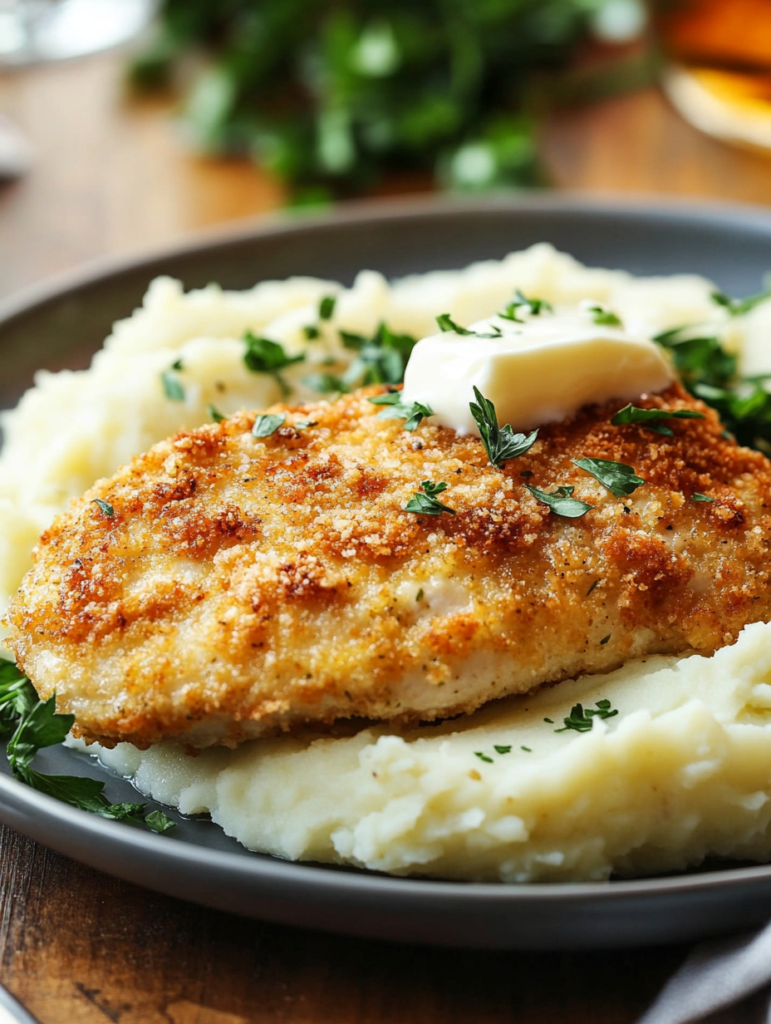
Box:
130;0;644;201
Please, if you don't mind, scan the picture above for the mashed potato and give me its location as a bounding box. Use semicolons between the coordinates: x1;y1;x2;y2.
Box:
7;242;771;882
87;620;771;882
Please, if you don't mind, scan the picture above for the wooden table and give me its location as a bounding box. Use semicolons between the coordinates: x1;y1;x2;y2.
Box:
1;50;771;1024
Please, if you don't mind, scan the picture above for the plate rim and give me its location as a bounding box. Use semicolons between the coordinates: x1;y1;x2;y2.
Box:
3;189;771;327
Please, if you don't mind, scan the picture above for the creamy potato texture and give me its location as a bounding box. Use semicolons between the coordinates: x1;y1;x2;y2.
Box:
7;243;771;881
88;621;771;882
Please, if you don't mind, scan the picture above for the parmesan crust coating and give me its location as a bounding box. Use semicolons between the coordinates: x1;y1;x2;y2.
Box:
7;383;771;749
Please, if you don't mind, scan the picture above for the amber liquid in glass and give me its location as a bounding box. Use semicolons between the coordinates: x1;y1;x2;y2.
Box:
654;0;771;151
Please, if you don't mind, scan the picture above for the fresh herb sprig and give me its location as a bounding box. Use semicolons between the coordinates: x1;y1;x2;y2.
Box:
243;331;305;396
611;403;705;437
252;413;286;438
368;392;433;431
573;457;645;498
91;498;115;518
436;314;502;338
651;306;771;451
711;288;771;317
319;295;336;320
161;366;185;402
0;662;175;833
526;484;593;518
327;323;418;390
586;304;621;326
555;698;618;733
469;387;538;469
303;372;349;394
404;480;455;516
499;290;552;322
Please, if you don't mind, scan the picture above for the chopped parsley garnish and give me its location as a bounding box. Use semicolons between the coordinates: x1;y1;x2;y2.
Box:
368;392;434;431
338;323;418;387
161;368;185;402
692;492;715;502
416;588;424;602
526;484;593;518
469;387;538;469
650;319;771;451
573;457;645;498
587;304;621;326
521;746;532;752
404;480;456;516
653;326;736;392
555;699;618;733
208;403;226;423
711;287;771;317
303;325;321;340
91;498;114;518
499;289;552;322
586;579;601;597
611;403;705;437
543;717;554;724
303;372;349;394
494;745;512;754
600;634;611;645
243;331;305;397
474;751;493;763
0;661;175;833
295;419;318;429
436;313;502;338
252;413;286;438
319;295;336;320
436;313;472;335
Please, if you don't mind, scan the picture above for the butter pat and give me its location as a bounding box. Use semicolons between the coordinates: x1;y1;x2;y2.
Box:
401;305;676;435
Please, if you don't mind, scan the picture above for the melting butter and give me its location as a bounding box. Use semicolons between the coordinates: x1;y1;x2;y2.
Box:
401;302;675;435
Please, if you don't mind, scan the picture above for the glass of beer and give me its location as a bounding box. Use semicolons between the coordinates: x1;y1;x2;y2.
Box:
652;0;771;152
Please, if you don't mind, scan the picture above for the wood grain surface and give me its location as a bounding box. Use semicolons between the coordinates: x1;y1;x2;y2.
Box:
2;48;771;1024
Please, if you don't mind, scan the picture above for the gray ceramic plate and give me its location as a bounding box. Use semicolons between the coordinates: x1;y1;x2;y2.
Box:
3;194;771;950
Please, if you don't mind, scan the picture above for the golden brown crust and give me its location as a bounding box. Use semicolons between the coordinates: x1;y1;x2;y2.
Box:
8;382;771;748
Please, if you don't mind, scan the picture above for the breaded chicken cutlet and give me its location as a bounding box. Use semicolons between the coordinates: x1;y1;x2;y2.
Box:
7;382;771;749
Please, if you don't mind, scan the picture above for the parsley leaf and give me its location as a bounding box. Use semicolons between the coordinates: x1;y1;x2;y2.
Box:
587;304;621;326
303;372;349;394
436;313;472;335
474;751;493;763
469;387;538;469
303;325;320;340
91;498;114;518
611;404;705;438
711;288;771;317
161;369;185;402
494;744;512;754
338;323;418;387
555;699;618;733
208;403;226;424
404;480;456;516
252;413;286;438
368;392;434;431
692;492;714;502
1;662;175;833
436;314;502;338
319;295;336;320
243;331;305;396
526;484;593;518
499;289;552;322
653;327;737;390
573;457;645;497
